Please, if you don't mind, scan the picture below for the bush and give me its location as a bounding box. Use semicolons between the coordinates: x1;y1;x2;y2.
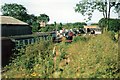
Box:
98;18;120;32
73;35;90;42
2;40;54;78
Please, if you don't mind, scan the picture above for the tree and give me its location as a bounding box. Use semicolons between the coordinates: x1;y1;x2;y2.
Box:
73;22;87;28
37;14;50;23
108;19;120;32
75;0;118;21
1;3;42;32
75;0;102;21
58;23;63;30
26;14;37;25
75;0;118;32
26;14;40;32
1;3;28;22
114;2;120;18
99;18;120;32
1;3;38;32
60;22;63;27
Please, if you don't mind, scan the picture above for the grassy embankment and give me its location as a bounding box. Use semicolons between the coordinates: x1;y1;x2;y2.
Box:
2;32;119;78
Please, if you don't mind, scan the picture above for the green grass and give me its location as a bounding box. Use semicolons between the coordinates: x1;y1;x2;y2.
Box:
2;32;119;78
62;32;119;78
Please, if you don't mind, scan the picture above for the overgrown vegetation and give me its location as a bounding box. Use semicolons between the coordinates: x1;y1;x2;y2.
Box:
98;18;120;32
63;32;119;78
2;32;119;78
2;40;54;78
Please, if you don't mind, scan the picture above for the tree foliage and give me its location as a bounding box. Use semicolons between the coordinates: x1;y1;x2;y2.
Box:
75;0;104;21
114;2;120;13
1;3;28;22
98;18;120;32
1;3;51;32
75;0;118;22
26;14;39;32
37;14;50;23
64;22;86;29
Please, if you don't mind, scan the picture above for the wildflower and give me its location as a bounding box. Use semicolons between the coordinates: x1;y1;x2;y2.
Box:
31;72;37;77
35;64;39;67
26;75;29;77
5;76;8;78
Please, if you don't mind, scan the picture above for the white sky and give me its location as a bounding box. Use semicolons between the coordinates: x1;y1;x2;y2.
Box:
0;0;118;24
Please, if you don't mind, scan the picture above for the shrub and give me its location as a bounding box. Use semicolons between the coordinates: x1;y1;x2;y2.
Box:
73;35;90;42
2;40;54;78
98;18;120;32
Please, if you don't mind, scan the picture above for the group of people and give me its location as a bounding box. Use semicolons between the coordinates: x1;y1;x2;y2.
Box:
51;28;74;43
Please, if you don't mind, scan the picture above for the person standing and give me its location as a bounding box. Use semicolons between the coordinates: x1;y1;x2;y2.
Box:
52;29;56;42
67;30;74;43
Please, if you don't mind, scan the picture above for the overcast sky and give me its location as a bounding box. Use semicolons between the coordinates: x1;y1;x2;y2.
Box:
0;0;118;24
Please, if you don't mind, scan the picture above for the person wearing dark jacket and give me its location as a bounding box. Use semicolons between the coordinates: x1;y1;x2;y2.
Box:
51;29;56;42
66;31;74;43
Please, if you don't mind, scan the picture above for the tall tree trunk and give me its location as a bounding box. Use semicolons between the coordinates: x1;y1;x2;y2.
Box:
107;2;111;32
107;1;112;32
108;4;111;19
102;4;106;18
105;0;108;19
105;1;108;32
